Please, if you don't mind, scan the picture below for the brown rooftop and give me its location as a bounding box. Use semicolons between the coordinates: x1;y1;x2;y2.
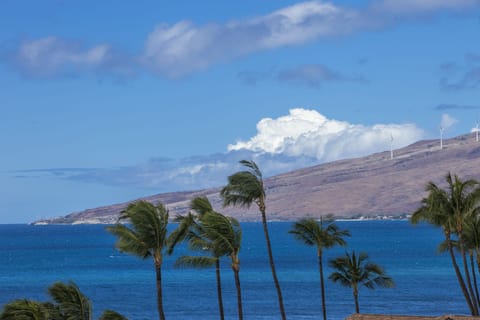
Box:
346;315;480;320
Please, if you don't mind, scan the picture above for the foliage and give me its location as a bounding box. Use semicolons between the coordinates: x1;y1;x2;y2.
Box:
221;160;286;320
289;216;350;320
411;172;480;315
0;282;125;320
329;251;394;314
106;200;170;320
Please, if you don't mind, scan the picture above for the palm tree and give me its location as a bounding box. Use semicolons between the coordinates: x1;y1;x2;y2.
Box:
0;299;54;320
221;160;286;320
289;216;350;320
106;200;169;320
329;251;394;314
99;310;128;320
169;197;226;320
48;281;92;320
411;173;480;315
200;211;243;320
461;214;480;307
446;173;480;315
0;281;126;320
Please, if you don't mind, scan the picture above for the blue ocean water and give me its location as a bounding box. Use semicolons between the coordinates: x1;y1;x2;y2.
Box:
0;221;466;319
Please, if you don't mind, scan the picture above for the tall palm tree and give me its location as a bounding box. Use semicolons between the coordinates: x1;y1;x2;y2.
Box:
329;251;394;314
169;197;226;320
200;211;243;320
289;216;350;320
446;173;480;314
411;173;480;315
106;200;169;320
221;160;286;320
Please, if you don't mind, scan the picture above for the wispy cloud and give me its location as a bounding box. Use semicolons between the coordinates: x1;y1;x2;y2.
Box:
440;113;458;130
369;0;479;16
276;64;365;88
435;103;480;110
140;0;480;78
3;36;136;79
237;68;276;86
14;108;425;192
440;53;480;90
238;64;365;88
2;0;479;78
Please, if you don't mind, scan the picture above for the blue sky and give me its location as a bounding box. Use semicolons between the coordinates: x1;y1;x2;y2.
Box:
1;0;480;223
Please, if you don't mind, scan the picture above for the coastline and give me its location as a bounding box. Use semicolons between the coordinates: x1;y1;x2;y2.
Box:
29;214;412;225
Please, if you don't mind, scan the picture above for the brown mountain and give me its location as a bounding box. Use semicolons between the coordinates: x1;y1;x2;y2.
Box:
33;133;480;224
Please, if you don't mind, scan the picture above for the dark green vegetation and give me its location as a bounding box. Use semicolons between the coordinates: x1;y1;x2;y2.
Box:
0;281;126;320
329;251;394;314
168;197;227;320
411;172;480;316
221;160;287;320
289;216;350;320
5;160;480;319
169;196;243;320
105;201;170;320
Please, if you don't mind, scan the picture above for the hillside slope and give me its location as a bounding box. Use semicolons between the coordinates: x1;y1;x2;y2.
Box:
34;134;480;224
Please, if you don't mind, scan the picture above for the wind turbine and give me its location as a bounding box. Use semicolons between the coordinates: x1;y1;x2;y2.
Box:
390;133;394;160
440;126;444;150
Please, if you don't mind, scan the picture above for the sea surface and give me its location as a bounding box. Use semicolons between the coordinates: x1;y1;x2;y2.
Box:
0;221;467;319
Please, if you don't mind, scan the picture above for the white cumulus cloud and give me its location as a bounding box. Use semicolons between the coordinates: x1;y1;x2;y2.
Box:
228;108;425;162
17;108;427;192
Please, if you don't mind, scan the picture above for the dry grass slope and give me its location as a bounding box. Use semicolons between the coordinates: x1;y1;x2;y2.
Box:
34;133;480;224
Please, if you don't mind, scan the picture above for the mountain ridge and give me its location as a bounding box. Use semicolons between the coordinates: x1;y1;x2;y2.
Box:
33;133;480;224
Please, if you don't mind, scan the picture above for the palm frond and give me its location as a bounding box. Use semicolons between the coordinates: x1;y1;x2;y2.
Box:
106;224;150;258
106;200;170;261
0;299;52;320
221;160;265;209
329;251;394;292
289;218;318;246
329;271;352;288
190;197;213;217
167;212;197;255
290;217;350;249
99;310;128;320
200;211;242;258
175;255;218;268
48;281;92;320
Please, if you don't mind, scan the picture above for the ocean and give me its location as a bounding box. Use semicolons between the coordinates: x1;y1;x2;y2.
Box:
0;221;466;319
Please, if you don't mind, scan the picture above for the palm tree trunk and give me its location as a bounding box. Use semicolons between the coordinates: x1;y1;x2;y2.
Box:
215;259;225;320
445;230;475;315
475;250;480;306
353;288;360;314
318;251;327;320
155;262;166;320
469;251;480;309
459;233;479;315
233;266;243;320
259;204;287;320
